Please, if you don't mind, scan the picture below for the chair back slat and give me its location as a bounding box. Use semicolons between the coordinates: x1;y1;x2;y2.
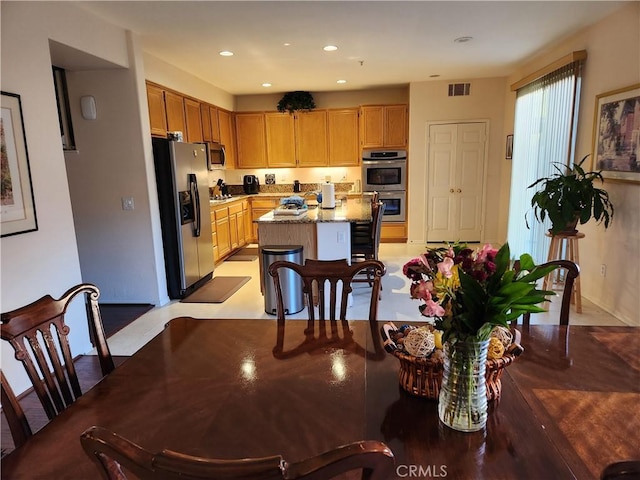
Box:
1;283;115;441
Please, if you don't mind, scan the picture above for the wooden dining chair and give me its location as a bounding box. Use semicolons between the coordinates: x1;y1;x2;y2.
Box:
522;259;580;326
1;283;115;422
0;370;33;449
268;258;386;358
80;426;395;480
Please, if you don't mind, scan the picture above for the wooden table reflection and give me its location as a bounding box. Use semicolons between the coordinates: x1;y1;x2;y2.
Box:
2;318;638;479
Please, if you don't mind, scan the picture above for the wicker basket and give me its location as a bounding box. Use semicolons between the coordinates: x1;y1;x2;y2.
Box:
392;329;523;402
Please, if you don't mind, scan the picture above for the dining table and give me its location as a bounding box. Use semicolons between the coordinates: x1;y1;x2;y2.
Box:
2;317;638;479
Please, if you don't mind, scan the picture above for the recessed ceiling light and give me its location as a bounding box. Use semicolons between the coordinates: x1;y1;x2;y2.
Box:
262;83;272;88
219;50;234;57
337;80;347;84
453;36;473;43
323;45;338;52
284;43;291;47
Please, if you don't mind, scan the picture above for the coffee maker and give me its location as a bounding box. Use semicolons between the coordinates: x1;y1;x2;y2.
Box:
243;175;260;194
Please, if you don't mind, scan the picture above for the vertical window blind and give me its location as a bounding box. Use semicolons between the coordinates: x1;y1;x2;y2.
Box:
507;61;583;263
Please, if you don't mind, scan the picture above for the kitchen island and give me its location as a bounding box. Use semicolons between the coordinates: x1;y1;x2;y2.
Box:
255;195;373;293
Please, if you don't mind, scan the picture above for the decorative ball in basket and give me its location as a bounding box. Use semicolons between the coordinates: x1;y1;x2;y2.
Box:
381;323;524;401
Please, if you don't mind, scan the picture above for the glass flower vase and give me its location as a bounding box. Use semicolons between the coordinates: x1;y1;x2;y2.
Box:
438;338;489;432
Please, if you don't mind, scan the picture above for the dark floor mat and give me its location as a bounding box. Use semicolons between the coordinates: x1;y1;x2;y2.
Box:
180;276;251;303
226;247;259;261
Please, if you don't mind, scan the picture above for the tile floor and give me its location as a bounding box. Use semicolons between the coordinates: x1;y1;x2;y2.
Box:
104;243;630;356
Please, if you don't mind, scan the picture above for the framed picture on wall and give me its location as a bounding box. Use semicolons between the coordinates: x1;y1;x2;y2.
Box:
592;83;640;184
1;91;38;237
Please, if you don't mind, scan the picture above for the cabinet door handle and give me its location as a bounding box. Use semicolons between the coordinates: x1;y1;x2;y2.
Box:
450;189;454;193
457;189;462;193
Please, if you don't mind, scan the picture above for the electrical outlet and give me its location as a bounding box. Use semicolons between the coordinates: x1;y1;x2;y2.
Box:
600;264;606;277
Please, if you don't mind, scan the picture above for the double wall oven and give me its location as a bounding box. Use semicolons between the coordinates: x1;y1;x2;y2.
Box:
362;150;407;222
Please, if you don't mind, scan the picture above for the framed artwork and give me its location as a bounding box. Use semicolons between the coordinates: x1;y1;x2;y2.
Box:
505;134;513;160
592;83;640;183
1;91;38;237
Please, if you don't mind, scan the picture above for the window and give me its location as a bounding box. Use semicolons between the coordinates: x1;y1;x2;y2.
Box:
52;66;76;150
507;58;583;262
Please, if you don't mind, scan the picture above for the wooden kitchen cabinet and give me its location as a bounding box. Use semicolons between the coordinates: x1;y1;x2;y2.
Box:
250;197;280;242
381;222;407;243
213;205;232;258
201;104;212;142
146;83;168;137
265;112;296;167
210;208;219;262
328;108;359;166
236;113;267;168
184;97;203;142
295;110;328;167
201;103;221;144
165;91;187;136
360;104;408;148
243;200;252;245
228;202;244;250
218;108;236;168
211;199;251;263
209;105;220;143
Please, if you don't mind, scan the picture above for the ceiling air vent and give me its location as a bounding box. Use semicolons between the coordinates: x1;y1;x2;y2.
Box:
448;83;471;96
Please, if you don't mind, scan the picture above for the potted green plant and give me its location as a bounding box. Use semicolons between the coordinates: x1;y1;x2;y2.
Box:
527;155;614;234
277;91;316;114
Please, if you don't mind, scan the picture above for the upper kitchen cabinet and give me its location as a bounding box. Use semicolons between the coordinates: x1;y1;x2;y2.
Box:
218;108;236;169
146;83;168;137
235;112;267;169
210;105;220;143
184;97;203;142
295;110;328;167
265;112;296;168
201;103;220;143
165;91;187;137
360;104;408;148
328;108;359;166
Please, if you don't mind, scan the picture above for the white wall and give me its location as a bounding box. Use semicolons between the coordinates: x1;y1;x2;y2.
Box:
0;1;145;394
504;2;640;326
407;77;508;245
65;48;165;304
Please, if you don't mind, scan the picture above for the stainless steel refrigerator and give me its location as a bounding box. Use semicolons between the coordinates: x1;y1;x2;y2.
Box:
153;138;214;299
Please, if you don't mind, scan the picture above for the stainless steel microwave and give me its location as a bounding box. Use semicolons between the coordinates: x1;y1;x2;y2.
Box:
205;142;226;170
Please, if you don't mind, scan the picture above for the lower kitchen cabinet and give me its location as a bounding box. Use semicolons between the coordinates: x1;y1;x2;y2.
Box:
381;222;407;243
211;198;253;263
250;197;280;242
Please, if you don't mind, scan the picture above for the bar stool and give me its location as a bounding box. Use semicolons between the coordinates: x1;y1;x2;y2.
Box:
543;231;584;313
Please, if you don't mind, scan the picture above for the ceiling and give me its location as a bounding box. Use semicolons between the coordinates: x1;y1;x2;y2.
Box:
76;1;628;95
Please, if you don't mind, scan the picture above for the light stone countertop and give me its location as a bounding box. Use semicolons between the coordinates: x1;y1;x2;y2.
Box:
255;196;372;224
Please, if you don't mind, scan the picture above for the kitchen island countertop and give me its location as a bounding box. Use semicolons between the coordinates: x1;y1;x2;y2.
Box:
255;196;372;224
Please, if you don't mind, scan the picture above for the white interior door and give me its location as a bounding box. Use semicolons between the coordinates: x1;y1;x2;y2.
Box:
427;122;486;243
